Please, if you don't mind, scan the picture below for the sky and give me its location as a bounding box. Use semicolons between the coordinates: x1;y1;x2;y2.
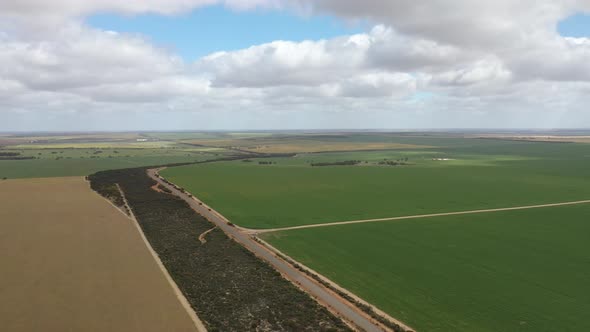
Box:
87;7;364;60
1;1;590;131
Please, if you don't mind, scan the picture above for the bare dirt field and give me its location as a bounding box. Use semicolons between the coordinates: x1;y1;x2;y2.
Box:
473;134;590;143
0;177;199;332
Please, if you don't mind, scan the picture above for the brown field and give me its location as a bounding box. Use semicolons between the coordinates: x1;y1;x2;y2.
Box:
473;134;590;143
0;177;199;332
184;138;431;153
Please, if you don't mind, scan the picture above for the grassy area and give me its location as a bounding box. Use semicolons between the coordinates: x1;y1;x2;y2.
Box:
0;148;222;179
162;139;590;229
9;142;177;149
0;133;234;179
263;204;590;332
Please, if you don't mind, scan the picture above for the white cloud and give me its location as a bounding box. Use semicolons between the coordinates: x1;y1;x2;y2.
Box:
71;77;210;103
288;1;579;46
197;35;370;87
336;73;416;98
431;57;512;87
0;22;209;103
1;0;590;130
507;36;590;82
0;0;278;17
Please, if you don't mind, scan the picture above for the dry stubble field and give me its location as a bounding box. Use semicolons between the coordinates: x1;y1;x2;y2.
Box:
0;177;198;332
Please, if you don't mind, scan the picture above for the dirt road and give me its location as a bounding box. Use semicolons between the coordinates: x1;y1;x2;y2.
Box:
252;199;590;234
147;168;395;332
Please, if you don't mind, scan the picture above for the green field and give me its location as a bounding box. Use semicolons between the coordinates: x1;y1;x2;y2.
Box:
5;132;590;331
263;204;590;332
0;152;206;179
162;139;590;229
161;135;590;331
0;135;231;179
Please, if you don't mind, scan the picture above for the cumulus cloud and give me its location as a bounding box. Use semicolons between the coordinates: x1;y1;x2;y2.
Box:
197;34;369;87
0;0;278;18
0;22;210;103
1;0;590;130
508;37;590;82
289;1;578;46
288;0;590;83
430;57;512;87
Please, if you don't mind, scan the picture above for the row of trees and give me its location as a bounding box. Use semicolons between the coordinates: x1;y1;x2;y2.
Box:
0;152;20;157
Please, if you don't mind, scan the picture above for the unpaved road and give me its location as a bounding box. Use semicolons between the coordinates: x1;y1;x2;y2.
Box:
0;177;200;332
148;168;393;332
252;199;590;234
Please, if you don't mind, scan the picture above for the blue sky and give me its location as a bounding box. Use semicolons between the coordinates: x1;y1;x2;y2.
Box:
88;8;590;62
88;6;365;60
558;13;590;37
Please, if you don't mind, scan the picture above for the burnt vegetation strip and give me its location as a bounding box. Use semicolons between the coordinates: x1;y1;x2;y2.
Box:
89;167;351;332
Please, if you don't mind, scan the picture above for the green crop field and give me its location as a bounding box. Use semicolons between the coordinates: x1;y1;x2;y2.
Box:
161;135;590;331
0;152;206;179
0;134;232;179
162;138;590;229
262;204;590;332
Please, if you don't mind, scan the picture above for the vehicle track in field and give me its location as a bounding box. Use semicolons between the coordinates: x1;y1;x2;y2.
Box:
250;199;590;234
198;227;216;244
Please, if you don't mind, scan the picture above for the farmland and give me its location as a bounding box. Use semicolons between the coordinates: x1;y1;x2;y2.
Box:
5;131;590;331
262;204;590;332
0;133;234;179
0;177;198;332
159;133;590;331
162;137;590;229
180;137;431;153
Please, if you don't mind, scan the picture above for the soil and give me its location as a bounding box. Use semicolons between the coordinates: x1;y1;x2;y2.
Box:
0;177;199;332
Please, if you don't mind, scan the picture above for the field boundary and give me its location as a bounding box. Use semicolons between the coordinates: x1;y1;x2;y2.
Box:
85;176;132;219
254;236;415;332
112;182;208;332
252;199;590;233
